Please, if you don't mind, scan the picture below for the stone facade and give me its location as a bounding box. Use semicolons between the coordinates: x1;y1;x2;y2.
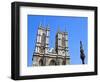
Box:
32;24;70;66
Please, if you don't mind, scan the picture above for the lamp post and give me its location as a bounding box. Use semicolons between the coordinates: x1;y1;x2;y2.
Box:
80;41;85;64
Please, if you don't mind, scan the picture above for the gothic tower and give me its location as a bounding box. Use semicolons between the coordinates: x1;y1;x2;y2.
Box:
55;28;70;65
32;24;70;66
32;23;50;66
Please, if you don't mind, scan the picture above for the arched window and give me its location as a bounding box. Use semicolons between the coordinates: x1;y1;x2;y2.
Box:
62;58;66;65
39;59;43;66
49;60;56;65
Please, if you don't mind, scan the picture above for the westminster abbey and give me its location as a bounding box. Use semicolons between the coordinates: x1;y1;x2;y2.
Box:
32;24;70;66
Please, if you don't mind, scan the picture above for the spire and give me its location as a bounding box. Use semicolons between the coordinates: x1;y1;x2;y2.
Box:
47;24;49;28
39;22;42;28
43;17;45;28
46;24;50;31
65;25;69;35
64;26;67;35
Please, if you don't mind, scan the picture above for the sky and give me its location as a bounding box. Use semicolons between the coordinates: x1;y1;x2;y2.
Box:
28;15;88;66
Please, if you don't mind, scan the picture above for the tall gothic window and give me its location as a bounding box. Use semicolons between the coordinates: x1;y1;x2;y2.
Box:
62;37;65;47
41;33;46;47
40;33;46;53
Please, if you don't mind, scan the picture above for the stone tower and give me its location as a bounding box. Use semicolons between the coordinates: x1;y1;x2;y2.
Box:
32;23;50;66
32;24;70;66
55;28;70;65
